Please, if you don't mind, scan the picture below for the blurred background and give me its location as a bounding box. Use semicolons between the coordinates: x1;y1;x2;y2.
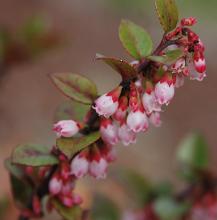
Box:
0;0;216;219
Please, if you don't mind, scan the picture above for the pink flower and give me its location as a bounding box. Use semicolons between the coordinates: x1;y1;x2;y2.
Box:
61;181;75;196
142;91;161;114
194;54;206;73
60;162;71;181
172;58;186;74
155;81;175;105
53;120;79;138
149;112;162;127
118;123;136;146
93;87;121;118
127;109;149;133
100;118;119;145
59;194;74;208
175;74;185;88
72;193;83;205
70;153;89;178
49;175;63;195
105;146;117;162
113;96;128;123
189;62;206;81
89;157;108;179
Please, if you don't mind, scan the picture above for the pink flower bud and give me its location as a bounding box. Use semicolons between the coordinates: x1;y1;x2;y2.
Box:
142;91;161;115
171;58;186;74
93;87;121;118
113;96;128;123
61;181;75;196
118;123;136;146
72;193;83;205
100;118;119;145
175;74;185;88
190;70;206;82
194;54;206;73
70;153;89;178
89;157;108;179
60;162;71;181
181;17;197;26
105;146;117;162
149;112;162;127
32;196;41;216
53;120;79;138
49;175;63;195
59;194;74;208
155;81;175;105
126;110;149;133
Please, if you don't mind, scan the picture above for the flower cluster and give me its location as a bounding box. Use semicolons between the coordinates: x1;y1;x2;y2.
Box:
167;17;206;82
190;193;217;220
93;17;206;148
49;158;82;208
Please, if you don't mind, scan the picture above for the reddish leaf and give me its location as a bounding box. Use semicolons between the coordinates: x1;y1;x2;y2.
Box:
96;54;137;80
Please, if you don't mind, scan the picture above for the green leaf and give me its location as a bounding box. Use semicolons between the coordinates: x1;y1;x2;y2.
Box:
50;73;98;105
4;158;24;179
112;168;151;206
96;54;137;80
12;144;59;166
177;133;209;169
91;194;120;220
54;100;90;123
119;20;153;59
56;131;101;159
155;0;179;33
5;159;33;209
10;175;33;209
154;197;189;220
147;49;183;64
52;199;82;220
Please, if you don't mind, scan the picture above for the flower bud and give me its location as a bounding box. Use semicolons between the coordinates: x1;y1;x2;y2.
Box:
89;150;108;179
49;175;63;195
142;91;161;115
61;181;75;196
149;112;162;127
175;74;185;88
93;86;122;118
53;120;79;138
100;118;119;145
118;123;136;146
70;153;89;178
127;109;149;133
113;96;128;123
181;17;197;26
105;146;117;162
59;194;74;208
194;53;206;74
155;81;175;105
32;195;41;216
